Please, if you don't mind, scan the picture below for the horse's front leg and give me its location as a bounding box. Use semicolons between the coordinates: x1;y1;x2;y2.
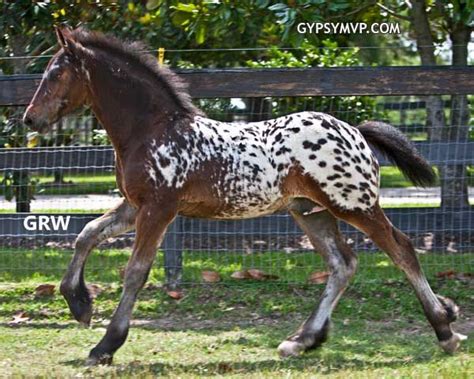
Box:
60;198;136;325
87;202;177;365
278;199;357;357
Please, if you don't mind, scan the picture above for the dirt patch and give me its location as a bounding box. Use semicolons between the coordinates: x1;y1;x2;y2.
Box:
130;315;296;331
369;310;474;337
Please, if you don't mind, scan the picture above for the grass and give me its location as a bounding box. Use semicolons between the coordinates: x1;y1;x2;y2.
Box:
0;248;473;377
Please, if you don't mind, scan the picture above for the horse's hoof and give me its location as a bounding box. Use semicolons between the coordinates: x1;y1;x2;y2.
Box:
86;352;113;366
278;340;306;357
439;332;468;354
70;300;93;326
61;285;93;325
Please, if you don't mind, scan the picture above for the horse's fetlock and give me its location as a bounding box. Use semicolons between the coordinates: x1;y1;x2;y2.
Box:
437;295;459;323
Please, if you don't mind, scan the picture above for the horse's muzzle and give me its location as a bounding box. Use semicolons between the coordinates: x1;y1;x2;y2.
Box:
22;112;49;132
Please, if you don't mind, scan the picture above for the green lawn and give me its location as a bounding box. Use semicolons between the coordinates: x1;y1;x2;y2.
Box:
0;249;473;377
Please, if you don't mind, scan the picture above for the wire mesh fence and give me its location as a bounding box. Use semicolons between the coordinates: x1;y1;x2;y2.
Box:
0;92;473;285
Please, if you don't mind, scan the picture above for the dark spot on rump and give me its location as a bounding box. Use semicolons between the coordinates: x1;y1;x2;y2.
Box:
321;120;332;129
333;165;345;173
343;172;352;178
334;182;343;188
275;133;282;142
318;161;327;167
303;120;313;126
318;138;327;145
327;174;341;181
303;141;313;149
159;156;170;167
309;154;317;160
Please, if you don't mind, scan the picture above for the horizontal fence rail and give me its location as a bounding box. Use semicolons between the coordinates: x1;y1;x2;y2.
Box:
1;66;473;106
1;141;473;173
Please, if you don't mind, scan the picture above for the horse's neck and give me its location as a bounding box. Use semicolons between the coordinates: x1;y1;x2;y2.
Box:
85;54;179;154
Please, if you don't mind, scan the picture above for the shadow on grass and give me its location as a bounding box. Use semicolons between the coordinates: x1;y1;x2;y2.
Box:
58;331;453;377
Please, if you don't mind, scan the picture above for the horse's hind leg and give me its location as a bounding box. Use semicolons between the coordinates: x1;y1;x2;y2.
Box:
60;198;136;325
335;203;466;353
278;199;357;357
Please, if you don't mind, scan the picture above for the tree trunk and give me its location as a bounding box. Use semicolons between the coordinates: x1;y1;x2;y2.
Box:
442;23;471;208
410;0;446;143
10;35;31;213
14;171;31;213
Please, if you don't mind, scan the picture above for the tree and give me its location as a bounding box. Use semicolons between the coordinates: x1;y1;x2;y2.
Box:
378;0;472;208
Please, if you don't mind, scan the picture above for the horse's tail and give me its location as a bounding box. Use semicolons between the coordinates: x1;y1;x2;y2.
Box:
358;121;436;187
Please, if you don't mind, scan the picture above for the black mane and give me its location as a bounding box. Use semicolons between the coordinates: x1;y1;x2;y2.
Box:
70;28;200;116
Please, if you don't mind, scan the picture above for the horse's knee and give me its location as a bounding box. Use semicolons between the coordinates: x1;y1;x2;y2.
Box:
75;223;97;252
344;253;358;279
75;216;109;252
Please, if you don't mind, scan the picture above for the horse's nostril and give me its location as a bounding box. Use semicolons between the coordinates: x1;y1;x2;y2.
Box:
23;116;33;127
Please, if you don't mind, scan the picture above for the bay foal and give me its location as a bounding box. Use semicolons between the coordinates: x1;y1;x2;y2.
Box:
23;27;465;364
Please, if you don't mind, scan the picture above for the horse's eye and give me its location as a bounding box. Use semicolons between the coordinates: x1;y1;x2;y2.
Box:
49;70;61;81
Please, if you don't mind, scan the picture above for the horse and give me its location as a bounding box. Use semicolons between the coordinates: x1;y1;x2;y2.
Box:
23;27;466;365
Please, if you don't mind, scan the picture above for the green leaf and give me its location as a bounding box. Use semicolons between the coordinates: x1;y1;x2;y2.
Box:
174;3;197;13
268;3;288;11
171;11;191;26
256;0;270;8
146;0;161;10
195;23;206;45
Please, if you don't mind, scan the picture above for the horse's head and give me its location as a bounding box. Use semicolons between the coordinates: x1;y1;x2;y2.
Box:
23;27;89;132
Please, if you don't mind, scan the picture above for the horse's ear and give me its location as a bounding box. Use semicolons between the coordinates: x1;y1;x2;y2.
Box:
55;26;75;53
